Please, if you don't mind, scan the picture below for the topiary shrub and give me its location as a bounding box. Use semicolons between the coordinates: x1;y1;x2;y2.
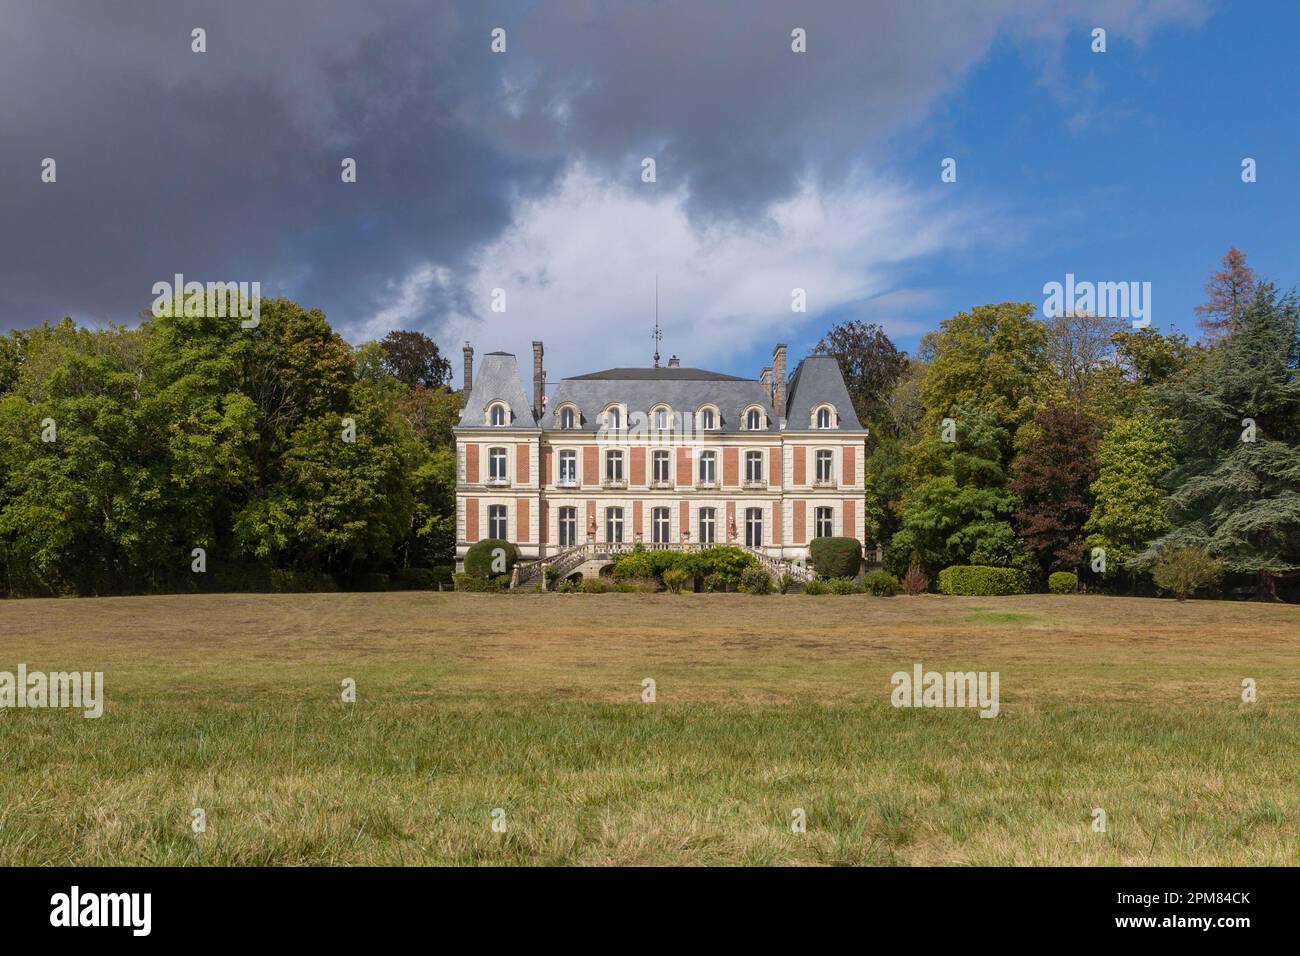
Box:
1152;546;1223;601
901;563;929;596
663;568;691;593
740;567;772;594
1048;571;1077;595
801;577;830;595
862;570;900;596
937;565;1031;596
463;539;518;580
809;537;862;580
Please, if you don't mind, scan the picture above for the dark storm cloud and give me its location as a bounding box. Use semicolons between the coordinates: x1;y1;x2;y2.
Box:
0;0;1206;338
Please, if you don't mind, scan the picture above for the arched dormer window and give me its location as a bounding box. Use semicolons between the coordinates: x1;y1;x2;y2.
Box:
489;403;507;426
652;405;672;431
559;405;577;429
745;407;764;430
697;406;718;430
815;405;835;429
604;405;622;431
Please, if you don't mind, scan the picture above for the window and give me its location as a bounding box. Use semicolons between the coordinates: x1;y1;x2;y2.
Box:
605;450;624;481
700;408;715;430
653;407;671;430
558;449;577;485
489;447;507;482
558;506;577;547
815;506;834;539
652;507;670;544
560;406;576;429
652;450;671;484
745;507;763;547
490;404;506;426
698;450;716;483
816;407;833;429
698;507;716;544
816;449;833;483
489;504;508;540
605;507;624;543
745;450;763;482
746;408;762;430
606;407;621;430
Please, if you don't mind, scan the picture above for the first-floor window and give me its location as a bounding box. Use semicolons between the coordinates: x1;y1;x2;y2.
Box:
816;449;834;483
489;446;507;481
606;450;624;481
745;450;763;482
698;507;716;544
489;504;508;540
605;507;624;543
745;507;763;547
652;507;670;544
814;506;833;538
558;450;577;484
698;450;716;483
652;450;671;483
558;506;577;546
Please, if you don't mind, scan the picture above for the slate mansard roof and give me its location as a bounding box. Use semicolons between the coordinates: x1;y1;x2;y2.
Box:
456;351;866;433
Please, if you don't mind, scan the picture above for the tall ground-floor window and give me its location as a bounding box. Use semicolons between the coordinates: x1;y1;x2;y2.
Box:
814;506;833;538
489;504;508;540
745;507;762;547
558;506;576;546
652;506;670;544
698;507;716;544
605;507;624;543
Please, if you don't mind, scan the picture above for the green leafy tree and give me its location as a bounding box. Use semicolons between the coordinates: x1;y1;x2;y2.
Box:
1085;414;1178;572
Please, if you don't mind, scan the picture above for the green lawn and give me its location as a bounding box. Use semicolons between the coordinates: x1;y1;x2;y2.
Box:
1;592;1297;865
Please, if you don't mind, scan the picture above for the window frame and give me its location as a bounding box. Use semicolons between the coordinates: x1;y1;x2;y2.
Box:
488;504;508;540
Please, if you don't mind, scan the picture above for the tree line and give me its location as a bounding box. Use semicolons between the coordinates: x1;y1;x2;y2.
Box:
819;248;1300;600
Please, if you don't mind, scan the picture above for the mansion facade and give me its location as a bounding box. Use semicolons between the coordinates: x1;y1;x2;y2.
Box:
454;341;867;572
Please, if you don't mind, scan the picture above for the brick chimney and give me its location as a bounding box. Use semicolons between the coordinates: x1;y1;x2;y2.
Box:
759;367;772;398
668;355;680;368
772;343;787;419
532;341;545;421
462;342;474;401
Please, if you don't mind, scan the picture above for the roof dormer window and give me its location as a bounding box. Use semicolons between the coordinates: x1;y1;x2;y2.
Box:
815;405;836;429
745;407;764;430
559;405;577;429
489;403;507;426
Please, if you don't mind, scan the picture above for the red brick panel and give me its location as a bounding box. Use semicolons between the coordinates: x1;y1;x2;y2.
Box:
540;500;548;544
517;498;530;542
792;446;805;485
793;500;806;544
676;447;691;486
540;445;552;486
679;501;690;538
464;498;478;543
843;445;856;487
465;444;479;483
843;499;856;538
633;501;643;539
586;500;596;540
517;444;530;485
723;447;739;486
770;448;782;488
771;501;782;544
582;447;598;486
631;446;646;486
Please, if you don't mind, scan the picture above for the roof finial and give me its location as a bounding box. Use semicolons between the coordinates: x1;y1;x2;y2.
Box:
652;273;662;368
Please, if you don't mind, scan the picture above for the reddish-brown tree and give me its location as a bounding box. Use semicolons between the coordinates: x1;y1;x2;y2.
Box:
1195;247;1256;341
1011;405;1100;573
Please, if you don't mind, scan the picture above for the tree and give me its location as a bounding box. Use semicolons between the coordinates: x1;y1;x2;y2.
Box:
814;320;908;434
1152;546;1223;601
1145;284;1300;599
1011;405;1099;573
1084;414;1178;573
1044;311;1126;408
380;330;452;389
1195;247;1256;342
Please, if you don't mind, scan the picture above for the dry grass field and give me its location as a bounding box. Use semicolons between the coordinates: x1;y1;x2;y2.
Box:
1;592;1297;865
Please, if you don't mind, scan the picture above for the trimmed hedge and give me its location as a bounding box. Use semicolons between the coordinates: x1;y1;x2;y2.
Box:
937;565;1031;596
809;537;862;580
862;570;900;596
453;572;509;592
463;539;518;579
1048;571;1077;595
611;546;756;586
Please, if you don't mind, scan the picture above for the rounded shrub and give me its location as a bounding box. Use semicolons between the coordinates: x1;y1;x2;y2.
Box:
740;567;772;594
1048;571;1077;595
828;576;862;595
463;539;518;580
936;565;1031;596
862;569;900;596
801;578;830;595
809;537;862;580
663;568;691;593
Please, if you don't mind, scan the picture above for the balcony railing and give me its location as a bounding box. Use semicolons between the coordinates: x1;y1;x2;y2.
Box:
742;478;767;489
695;478;718;490
812;478;837;488
556;478;579;489
485;476;510;487
649;479;674;489
602;477;627;490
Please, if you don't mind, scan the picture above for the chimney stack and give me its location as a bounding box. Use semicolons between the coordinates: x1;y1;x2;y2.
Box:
668;355;680;368
462;342;474;401
532;341;545;421
772;343;787;419
760;367;772;398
